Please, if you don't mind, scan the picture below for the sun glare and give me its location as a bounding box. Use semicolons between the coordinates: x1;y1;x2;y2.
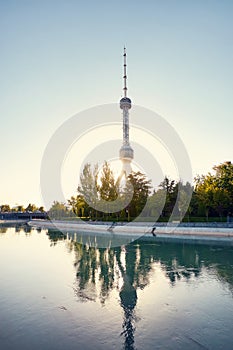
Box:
61;122;179;201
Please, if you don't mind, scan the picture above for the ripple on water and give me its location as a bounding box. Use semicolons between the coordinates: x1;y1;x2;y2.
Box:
0;227;233;350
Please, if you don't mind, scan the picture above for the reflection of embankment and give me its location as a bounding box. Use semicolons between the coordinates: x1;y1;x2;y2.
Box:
29;219;233;248
46;228;233;296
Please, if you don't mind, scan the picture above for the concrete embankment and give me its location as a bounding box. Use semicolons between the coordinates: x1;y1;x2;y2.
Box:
28;219;233;247
0;219;29;225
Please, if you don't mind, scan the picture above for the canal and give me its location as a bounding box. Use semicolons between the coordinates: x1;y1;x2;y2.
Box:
0;225;233;349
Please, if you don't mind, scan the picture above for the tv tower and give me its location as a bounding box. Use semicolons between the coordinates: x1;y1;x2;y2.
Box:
119;47;134;175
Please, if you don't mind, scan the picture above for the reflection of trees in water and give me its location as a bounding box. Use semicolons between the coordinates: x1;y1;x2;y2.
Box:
46;230;233;348
0;226;7;234
15;224;32;233
155;243;201;285
72;242;140;349
46;230;66;246
71;244;119;303
69;239;233;299
71;241;205;350
141;242;233;292
0;224;32;234
200;246;233;294
74;244;99;302
215;264;233;293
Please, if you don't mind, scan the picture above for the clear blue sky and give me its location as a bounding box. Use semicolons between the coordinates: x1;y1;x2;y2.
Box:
0;0;232;207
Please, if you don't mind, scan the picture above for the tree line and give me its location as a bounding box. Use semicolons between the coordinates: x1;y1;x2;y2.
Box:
48;160;233;222
0;203;45;213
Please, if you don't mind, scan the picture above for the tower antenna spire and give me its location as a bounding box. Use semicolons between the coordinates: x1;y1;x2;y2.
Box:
123;46;127;97
119;47;134;176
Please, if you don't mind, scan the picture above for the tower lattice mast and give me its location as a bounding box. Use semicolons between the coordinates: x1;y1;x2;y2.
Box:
119;47;134;175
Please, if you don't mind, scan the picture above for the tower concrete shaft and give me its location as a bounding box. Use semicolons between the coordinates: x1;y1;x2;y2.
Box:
119;47;134;175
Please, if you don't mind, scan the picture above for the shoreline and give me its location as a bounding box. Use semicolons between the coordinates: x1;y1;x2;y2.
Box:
27;219;233;247
0;219;29;225
1;218;233;228
1;219;233;246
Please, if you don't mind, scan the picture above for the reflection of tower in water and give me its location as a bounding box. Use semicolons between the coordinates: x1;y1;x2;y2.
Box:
116;246;138;350
119;48;134;177
67;237;208;349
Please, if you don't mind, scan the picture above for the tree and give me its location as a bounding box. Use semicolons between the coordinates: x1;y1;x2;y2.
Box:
159;177;178;218
195;162;233;220
125;171;152;219
159;176;176;194
213;161;233;214
70;163;152;221
153;178;193;221
98;161;120;219
17;205;25;212
77;163;99;214
195;174;215;221
186;190;198;220
48;201;71;220
99;161;118;202
0;204;11;212
145;189;166;218
75;162;123;220
68;195;89;218
25;203;38;212
177;182;193;221
212;187;230;219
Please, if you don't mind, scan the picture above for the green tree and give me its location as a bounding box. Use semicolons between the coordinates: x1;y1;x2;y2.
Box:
177;182;193;221
98;161;120;219
212;187;230;219
145;188;166;218
213;161;233;214
125;171;152;219
159;177;178;218
99;161;118;202
195;162;233;220
48;201;71;220
195;174;215;221
17;205;25;212
0;204;11;212
75;162;123;220
77;163;99;218
68;195;89;218
186;190;198;220
70;163;152;221
25;203;38;212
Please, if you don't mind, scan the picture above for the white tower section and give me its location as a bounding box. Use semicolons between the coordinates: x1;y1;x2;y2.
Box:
119;47;134;175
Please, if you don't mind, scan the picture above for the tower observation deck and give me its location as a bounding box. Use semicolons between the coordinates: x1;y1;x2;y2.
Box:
119;47;134;175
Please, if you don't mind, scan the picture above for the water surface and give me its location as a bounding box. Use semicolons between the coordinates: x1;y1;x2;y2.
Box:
0;225;233;349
